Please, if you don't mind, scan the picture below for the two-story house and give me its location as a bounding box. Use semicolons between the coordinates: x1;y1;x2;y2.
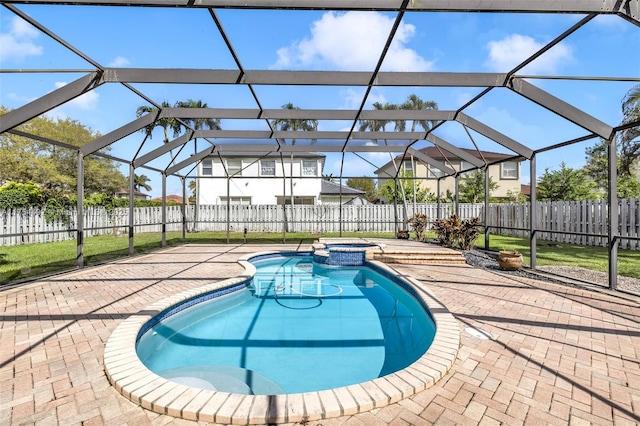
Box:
197;151;364;205
375;147;524;201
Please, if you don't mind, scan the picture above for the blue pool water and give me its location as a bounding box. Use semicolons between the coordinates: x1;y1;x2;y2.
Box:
136;254;435;395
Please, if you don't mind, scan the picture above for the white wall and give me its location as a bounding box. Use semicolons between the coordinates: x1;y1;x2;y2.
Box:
198;157;322;205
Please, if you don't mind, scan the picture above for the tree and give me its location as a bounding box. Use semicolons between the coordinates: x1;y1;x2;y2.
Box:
459;170;498;203
132;174;152;192
0;182;43;209
537;162;599;201
400;94;439;132
619;84;640;176
0;106;127;196
270;103;318;145
188;179;196;203
270;103;319;211
136;101;181;164
346;176;377;202
174;99;221;151
584;139;640;198
359;102;407;214
378;171;431;203
137;101;181;144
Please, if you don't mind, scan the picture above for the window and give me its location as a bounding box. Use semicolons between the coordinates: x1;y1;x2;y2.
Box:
460;161;474;172
227;159;242;177
302;160;317;176
501;162;518;179
261;160;275;176
277;196;315;205
219;196;251;205
427;164;445;179
403;160;413;174
201;159;212;176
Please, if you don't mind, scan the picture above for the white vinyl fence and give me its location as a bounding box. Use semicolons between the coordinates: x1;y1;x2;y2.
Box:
2;199;639;249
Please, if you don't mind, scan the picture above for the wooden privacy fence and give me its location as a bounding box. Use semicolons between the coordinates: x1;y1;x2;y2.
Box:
1;199;638;249
486;198;640;250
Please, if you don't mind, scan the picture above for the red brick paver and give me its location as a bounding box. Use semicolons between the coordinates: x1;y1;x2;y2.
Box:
1;243;639;425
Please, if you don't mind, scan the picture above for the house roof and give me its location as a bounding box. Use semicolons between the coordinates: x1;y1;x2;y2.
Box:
344;196;372;205
208;151;325;159
115;189;150;198
152;194;185;203
320;180;365;196
374;147;524;175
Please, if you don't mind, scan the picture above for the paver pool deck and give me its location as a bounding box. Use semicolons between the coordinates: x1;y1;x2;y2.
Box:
1;241;639;425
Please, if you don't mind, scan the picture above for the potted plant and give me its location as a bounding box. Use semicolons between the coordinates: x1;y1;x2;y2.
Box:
497;250;523;270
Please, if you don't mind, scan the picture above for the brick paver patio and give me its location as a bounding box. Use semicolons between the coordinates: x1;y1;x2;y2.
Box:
1;243;639;425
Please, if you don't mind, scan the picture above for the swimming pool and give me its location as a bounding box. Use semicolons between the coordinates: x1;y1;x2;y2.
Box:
103;244;460;424
136;254;435;394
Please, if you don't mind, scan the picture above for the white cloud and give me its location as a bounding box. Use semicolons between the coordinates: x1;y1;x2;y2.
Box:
272;11;433;71
591;14;628;30
0;16;43;62
476;106;545;147
108;56;131;67
484;34;572;73
54;81;100;110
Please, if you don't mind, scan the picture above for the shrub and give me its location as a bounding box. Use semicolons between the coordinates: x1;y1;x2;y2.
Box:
459;216;481;250
408;213;428;242
432;214;482;250
0;182;43;209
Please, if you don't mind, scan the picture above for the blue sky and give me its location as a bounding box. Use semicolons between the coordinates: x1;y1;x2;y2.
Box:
1;5;639;197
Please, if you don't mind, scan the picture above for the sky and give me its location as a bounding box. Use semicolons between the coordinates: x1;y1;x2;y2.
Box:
1;4;639;198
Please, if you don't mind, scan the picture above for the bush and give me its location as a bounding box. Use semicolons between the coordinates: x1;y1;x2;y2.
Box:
0;182;43;209
459;216;481;250
432;214;482;250
408;213;428;241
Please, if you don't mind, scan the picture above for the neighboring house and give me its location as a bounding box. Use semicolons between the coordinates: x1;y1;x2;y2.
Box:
152;195;186;204
197;151;362;205
375;147;524;201
319;180;366;205
115;189;150;200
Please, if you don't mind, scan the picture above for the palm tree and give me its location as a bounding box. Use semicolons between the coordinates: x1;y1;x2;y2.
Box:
270;103;318;227
136;101;182;165
359;101;411;225
173;99;222;232
620;84;640;176
270;103;318;146
136;101;181;145
174;99;221;141
399;94;439;206
401;94;439;132
132;174;152;192
358;101;392;137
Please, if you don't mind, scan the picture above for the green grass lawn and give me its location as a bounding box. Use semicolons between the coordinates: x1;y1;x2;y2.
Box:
0;231;393;284
476;234;640;279
1;231;638;284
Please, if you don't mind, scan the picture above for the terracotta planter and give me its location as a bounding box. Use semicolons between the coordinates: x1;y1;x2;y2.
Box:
497;251;523;270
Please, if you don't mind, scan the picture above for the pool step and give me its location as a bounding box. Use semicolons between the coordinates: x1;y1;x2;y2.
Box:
372;250;466;265
314;239;467;266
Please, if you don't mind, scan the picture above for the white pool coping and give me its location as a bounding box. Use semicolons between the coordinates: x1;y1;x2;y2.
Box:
103;250;460;424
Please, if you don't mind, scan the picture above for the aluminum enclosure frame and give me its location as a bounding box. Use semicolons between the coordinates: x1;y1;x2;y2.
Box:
1;0;639;292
